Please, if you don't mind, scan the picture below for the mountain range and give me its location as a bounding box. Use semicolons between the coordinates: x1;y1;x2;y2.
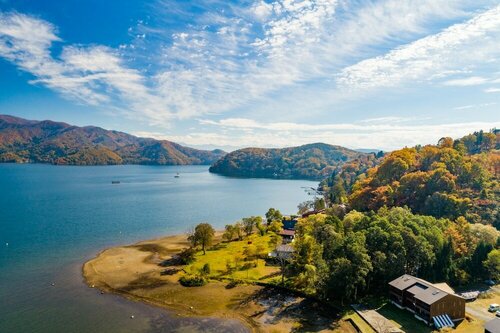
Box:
0;115;225;165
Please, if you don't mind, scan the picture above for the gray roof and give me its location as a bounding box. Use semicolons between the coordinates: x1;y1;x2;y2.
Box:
485;317;500;333
414;286;447;304
406;283;427;295
388;274;461;305
389;275;427;291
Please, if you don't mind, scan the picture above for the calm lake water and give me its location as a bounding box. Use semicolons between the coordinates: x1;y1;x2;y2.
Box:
0;164;317;333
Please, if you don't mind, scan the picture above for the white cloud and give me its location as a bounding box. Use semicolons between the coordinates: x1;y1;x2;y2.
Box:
453;102;496;110
141;119;500;151
251;1;274;21
485;87;500;93
1;1;499;130
443;76;489;86
0;12;176;124
337;5;500;91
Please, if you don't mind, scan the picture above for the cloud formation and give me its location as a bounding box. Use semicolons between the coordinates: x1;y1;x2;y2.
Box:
137;118;500;151
0;1;499;148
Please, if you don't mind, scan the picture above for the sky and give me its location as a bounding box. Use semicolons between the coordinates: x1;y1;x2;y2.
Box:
0;0;499;151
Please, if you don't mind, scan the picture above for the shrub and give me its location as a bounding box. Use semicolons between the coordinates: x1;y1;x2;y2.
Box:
200;263;211;276
178;247;196;265
179;274;207;287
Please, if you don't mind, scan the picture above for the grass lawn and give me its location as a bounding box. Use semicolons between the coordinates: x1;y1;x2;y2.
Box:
185;233;281;283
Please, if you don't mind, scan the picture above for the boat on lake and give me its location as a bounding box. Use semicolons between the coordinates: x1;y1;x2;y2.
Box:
111;180;120;184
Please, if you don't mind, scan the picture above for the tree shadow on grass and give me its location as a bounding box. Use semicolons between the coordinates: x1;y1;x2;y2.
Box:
120;275;170;292
128;243;171;256
377;303;432;333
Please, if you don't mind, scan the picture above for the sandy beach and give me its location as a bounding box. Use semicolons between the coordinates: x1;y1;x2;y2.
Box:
83;233;341;333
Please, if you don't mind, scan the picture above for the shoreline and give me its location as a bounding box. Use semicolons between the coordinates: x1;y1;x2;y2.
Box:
82;233;261;332
83;233;340;333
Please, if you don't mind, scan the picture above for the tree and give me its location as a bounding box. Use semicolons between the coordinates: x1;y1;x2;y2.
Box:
468;242;493;281
242;216;262;237
188;223;215;255
233;222;244;240
242;217;254;237
223;224;237;242
265;208;283;223
438;137;454;148
484;249;500;281
298;200;313;215
268;220;283;233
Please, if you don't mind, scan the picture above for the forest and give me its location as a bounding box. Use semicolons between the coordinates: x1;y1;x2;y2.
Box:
209;143;366;180
322;130;499;226
291;130;499;302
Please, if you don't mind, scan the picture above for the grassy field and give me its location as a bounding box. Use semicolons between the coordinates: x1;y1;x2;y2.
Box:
185;233;281;282
84;232;347;332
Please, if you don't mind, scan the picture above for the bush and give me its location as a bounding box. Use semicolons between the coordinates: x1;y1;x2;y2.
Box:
200;263;211;276
179;274;207;287
178;247;196;265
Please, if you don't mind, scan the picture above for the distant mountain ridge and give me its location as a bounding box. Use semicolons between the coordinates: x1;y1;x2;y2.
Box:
0;115;225;165
209;143;367;180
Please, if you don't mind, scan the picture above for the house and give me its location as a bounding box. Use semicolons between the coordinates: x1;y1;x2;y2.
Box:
389;274;465;327
269;244;294;260
282;216;298;230
485;317;500;333
279;229;295;243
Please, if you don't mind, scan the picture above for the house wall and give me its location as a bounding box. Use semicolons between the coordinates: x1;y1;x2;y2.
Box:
429;294;465;320
389;286;403;305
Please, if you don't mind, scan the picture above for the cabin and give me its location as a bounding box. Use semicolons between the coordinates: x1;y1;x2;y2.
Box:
485;318;500;333
389;274;465;327
279;229;295;243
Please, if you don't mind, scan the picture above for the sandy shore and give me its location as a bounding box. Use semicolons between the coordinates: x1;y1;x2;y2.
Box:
83;234;341;333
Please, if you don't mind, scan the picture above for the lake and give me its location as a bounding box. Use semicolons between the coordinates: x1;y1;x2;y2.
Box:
0;164;317;333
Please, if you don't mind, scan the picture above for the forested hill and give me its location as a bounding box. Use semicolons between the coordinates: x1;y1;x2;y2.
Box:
209;143;369;180
324;130;499;227
0;115;225;165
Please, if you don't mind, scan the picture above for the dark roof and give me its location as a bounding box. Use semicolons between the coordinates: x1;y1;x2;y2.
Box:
279;229;295;236
414;286;448;304
407;283;428;295
485;318;500;333
389;274;461;305
389;275;426;291
282;219;297;230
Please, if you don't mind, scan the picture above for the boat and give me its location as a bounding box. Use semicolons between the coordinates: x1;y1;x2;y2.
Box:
174;173;180;178
111;180;121;184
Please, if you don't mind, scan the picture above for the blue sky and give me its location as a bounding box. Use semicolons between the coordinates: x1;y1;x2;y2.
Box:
0;0;499;151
